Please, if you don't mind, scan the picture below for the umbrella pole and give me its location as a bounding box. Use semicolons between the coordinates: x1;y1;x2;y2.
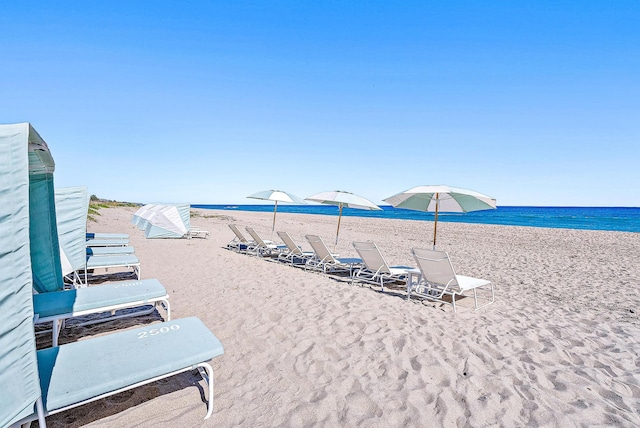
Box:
335;204;343;252
433;194;439;250
272;201;278;237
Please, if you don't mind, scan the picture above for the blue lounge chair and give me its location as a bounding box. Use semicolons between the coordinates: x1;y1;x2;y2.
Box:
86;232;129;239
84;253;141;283
86;237;129;247
16;317;224;424
34;278;170;347
86;246;135;256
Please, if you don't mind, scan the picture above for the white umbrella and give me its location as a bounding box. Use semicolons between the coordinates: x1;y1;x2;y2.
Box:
247;190;306;233
383;185;496;249
305;190;382;249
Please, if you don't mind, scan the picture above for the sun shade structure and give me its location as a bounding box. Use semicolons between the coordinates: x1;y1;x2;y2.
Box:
383;185;496;249
132;204;191;238
305;190;381;249
247;189;306;233
0;122;54;427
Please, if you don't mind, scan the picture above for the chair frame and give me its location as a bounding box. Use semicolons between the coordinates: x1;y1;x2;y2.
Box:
304;235;362;276
276;231;314;265
352;241;414;292
226;224;255;253
410;248;495;312
245;227;286;257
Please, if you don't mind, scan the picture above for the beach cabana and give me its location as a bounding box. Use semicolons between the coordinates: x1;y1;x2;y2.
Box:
0;123;224;426
144;204;191;238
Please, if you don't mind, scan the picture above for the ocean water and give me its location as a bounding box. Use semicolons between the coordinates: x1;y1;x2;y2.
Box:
192;205;640;233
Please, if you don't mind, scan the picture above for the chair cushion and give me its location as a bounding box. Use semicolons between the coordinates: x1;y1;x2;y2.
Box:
86;254;139;268
33;279;167;319
38;317;224;411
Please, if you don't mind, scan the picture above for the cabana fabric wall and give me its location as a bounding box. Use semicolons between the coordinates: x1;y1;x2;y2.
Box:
55;186;89;276
0;123;48;426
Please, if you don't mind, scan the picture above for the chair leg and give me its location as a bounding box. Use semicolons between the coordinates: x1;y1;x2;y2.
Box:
197;362;215;419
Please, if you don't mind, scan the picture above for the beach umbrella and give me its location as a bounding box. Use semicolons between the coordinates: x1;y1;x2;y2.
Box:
247;190;306;233
383;185;496;250
305;190;382;249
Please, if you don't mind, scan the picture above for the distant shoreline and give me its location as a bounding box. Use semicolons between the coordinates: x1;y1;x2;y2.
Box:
192;204;640;233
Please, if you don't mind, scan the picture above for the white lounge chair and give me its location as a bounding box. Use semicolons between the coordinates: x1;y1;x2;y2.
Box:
305;235;363;276
276;231;314;265
410;248;495;312
226;224;256;252
245;227;286;257
352;241;414;292
33;278;170;347
188;226;210;239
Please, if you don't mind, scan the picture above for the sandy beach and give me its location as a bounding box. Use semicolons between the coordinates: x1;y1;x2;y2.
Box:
39;206;640;427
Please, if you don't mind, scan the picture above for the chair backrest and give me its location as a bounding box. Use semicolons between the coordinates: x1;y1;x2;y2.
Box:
228;224;249;243
411;248;459;289
352;241;390;274
305;235;336;262
245;227;266;246
277;231;302;255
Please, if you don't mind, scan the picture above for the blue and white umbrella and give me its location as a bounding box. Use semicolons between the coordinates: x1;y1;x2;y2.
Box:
384;185;496;249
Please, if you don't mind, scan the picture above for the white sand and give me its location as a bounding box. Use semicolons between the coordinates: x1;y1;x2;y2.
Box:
41;206;640;427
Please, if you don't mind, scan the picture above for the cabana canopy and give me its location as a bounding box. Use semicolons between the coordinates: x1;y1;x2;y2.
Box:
132;204;191;238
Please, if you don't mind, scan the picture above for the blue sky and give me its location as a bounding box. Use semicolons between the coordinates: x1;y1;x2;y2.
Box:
2;1;638;206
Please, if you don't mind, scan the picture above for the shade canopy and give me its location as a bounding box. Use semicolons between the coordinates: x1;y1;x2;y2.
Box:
247;189;306;233
383;185;496;249
247;189;306;204
306;190;382;211
384;185;496;213
305;190;381;248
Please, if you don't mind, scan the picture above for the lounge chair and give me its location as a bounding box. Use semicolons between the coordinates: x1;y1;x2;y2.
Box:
188;226;210;239
86;237;129;247
410;248;495;312
352;241;414;292
86;232;129;240
83;254;141;284
86;246;135;256
33;278;170;347
226;224;256;252
305;235;363;276
245;227;286;257
276;231;314;265
14;317;224;425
